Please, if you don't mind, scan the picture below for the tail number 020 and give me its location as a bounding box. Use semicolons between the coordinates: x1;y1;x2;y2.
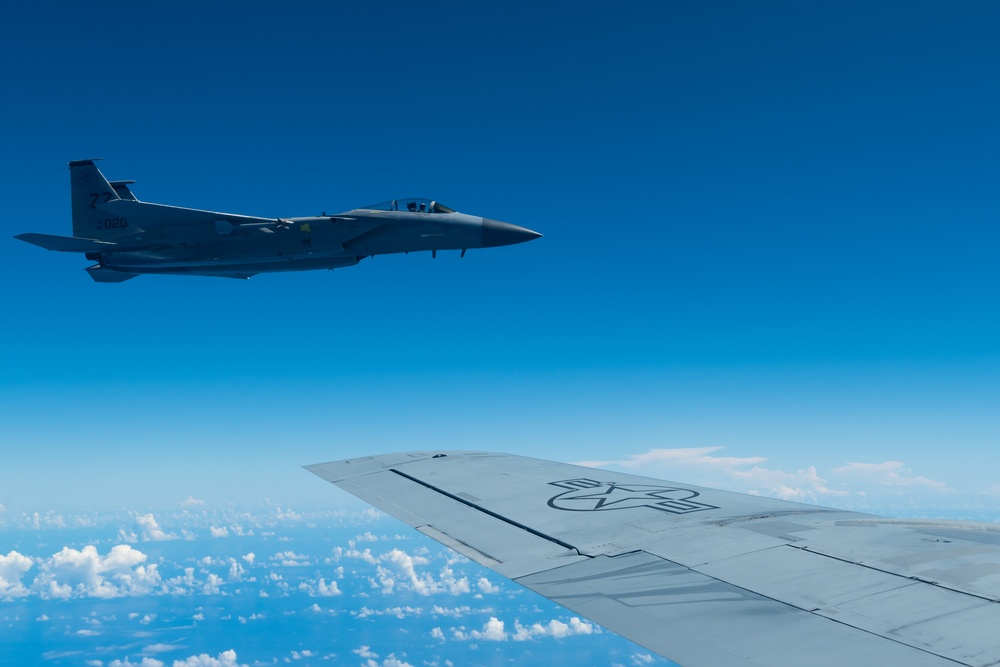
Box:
98;218;128;230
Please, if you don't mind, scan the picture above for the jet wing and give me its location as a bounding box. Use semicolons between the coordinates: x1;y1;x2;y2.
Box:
305;451;1000;667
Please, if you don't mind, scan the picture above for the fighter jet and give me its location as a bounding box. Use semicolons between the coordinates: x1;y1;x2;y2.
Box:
16;160;541;282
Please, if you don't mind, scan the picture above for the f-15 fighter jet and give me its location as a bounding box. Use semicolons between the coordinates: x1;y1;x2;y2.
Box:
16;160;541;281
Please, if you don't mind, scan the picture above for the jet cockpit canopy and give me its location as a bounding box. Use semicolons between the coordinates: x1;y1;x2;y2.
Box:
357;198;455;214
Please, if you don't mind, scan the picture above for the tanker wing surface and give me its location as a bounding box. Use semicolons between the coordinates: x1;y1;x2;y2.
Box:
306;451;1000;667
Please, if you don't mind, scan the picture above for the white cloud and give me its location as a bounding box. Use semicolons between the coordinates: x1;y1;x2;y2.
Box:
574;446;843;501
136;514;177;542
577;447;766;472
449;616;597;643
108;658;164;667
576;447;948;503
344;547;377;565
35;545;160;599
352;646;414;667
832;461;949;491
476;577;499;594
297;577;341;597
372;658;413;667
202;573;223;595
181;497;205;507
353;605;421;619
270;551;310;567
453;616;507;641
209;527;228;538
242;553;255;566
352;531;380;544
143;643;176;654
429;605;478;617
106;650;247;667
372;549;469;597
0;550;34;598
226;559;245;582
167;649;248;666
511;617;596;641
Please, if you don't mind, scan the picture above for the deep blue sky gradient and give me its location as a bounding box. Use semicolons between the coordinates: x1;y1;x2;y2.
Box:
1;1;999;510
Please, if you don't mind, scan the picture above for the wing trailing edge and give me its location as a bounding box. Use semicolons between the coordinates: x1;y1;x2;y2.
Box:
15;233;117;253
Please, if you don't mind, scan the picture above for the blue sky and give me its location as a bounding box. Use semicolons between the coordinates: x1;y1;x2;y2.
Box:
2;4;1000;660
3;1;1000;512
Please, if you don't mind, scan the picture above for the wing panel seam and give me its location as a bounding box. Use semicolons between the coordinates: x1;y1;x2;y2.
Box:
787;544;1000;604
388;468;585;556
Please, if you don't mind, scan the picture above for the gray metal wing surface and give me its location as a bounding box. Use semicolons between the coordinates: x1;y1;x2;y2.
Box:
305;451;1000;667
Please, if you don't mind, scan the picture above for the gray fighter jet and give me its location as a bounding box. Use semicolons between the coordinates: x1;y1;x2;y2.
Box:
16;160;541;281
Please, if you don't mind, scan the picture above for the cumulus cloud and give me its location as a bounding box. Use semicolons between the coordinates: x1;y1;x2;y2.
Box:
0;550;34;598
226;559;245;582
353;605;421;619
297;577;341;597
476;577;500;594
511;617;596;641
448;616;597;643
370;549;469;597
452;616;508;641
181;497;205;507
352;646;413;667
209;527;228;538
202;573;224;595
35;545;160;600
107;650;247;667
271;551;310;567
108;658;165;667
136;514;177;542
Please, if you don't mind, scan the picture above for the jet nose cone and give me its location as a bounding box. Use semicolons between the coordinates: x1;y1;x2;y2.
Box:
481;219;543;247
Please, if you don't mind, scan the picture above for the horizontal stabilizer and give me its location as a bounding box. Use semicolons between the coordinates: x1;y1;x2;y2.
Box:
15;233;117;253
109;180;139;202
86;265;138;283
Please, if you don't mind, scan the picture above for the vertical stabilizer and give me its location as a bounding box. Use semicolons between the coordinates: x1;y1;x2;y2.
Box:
69;159;124;239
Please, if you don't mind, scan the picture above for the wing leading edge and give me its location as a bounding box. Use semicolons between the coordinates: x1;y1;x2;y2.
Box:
305;451;1000;667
